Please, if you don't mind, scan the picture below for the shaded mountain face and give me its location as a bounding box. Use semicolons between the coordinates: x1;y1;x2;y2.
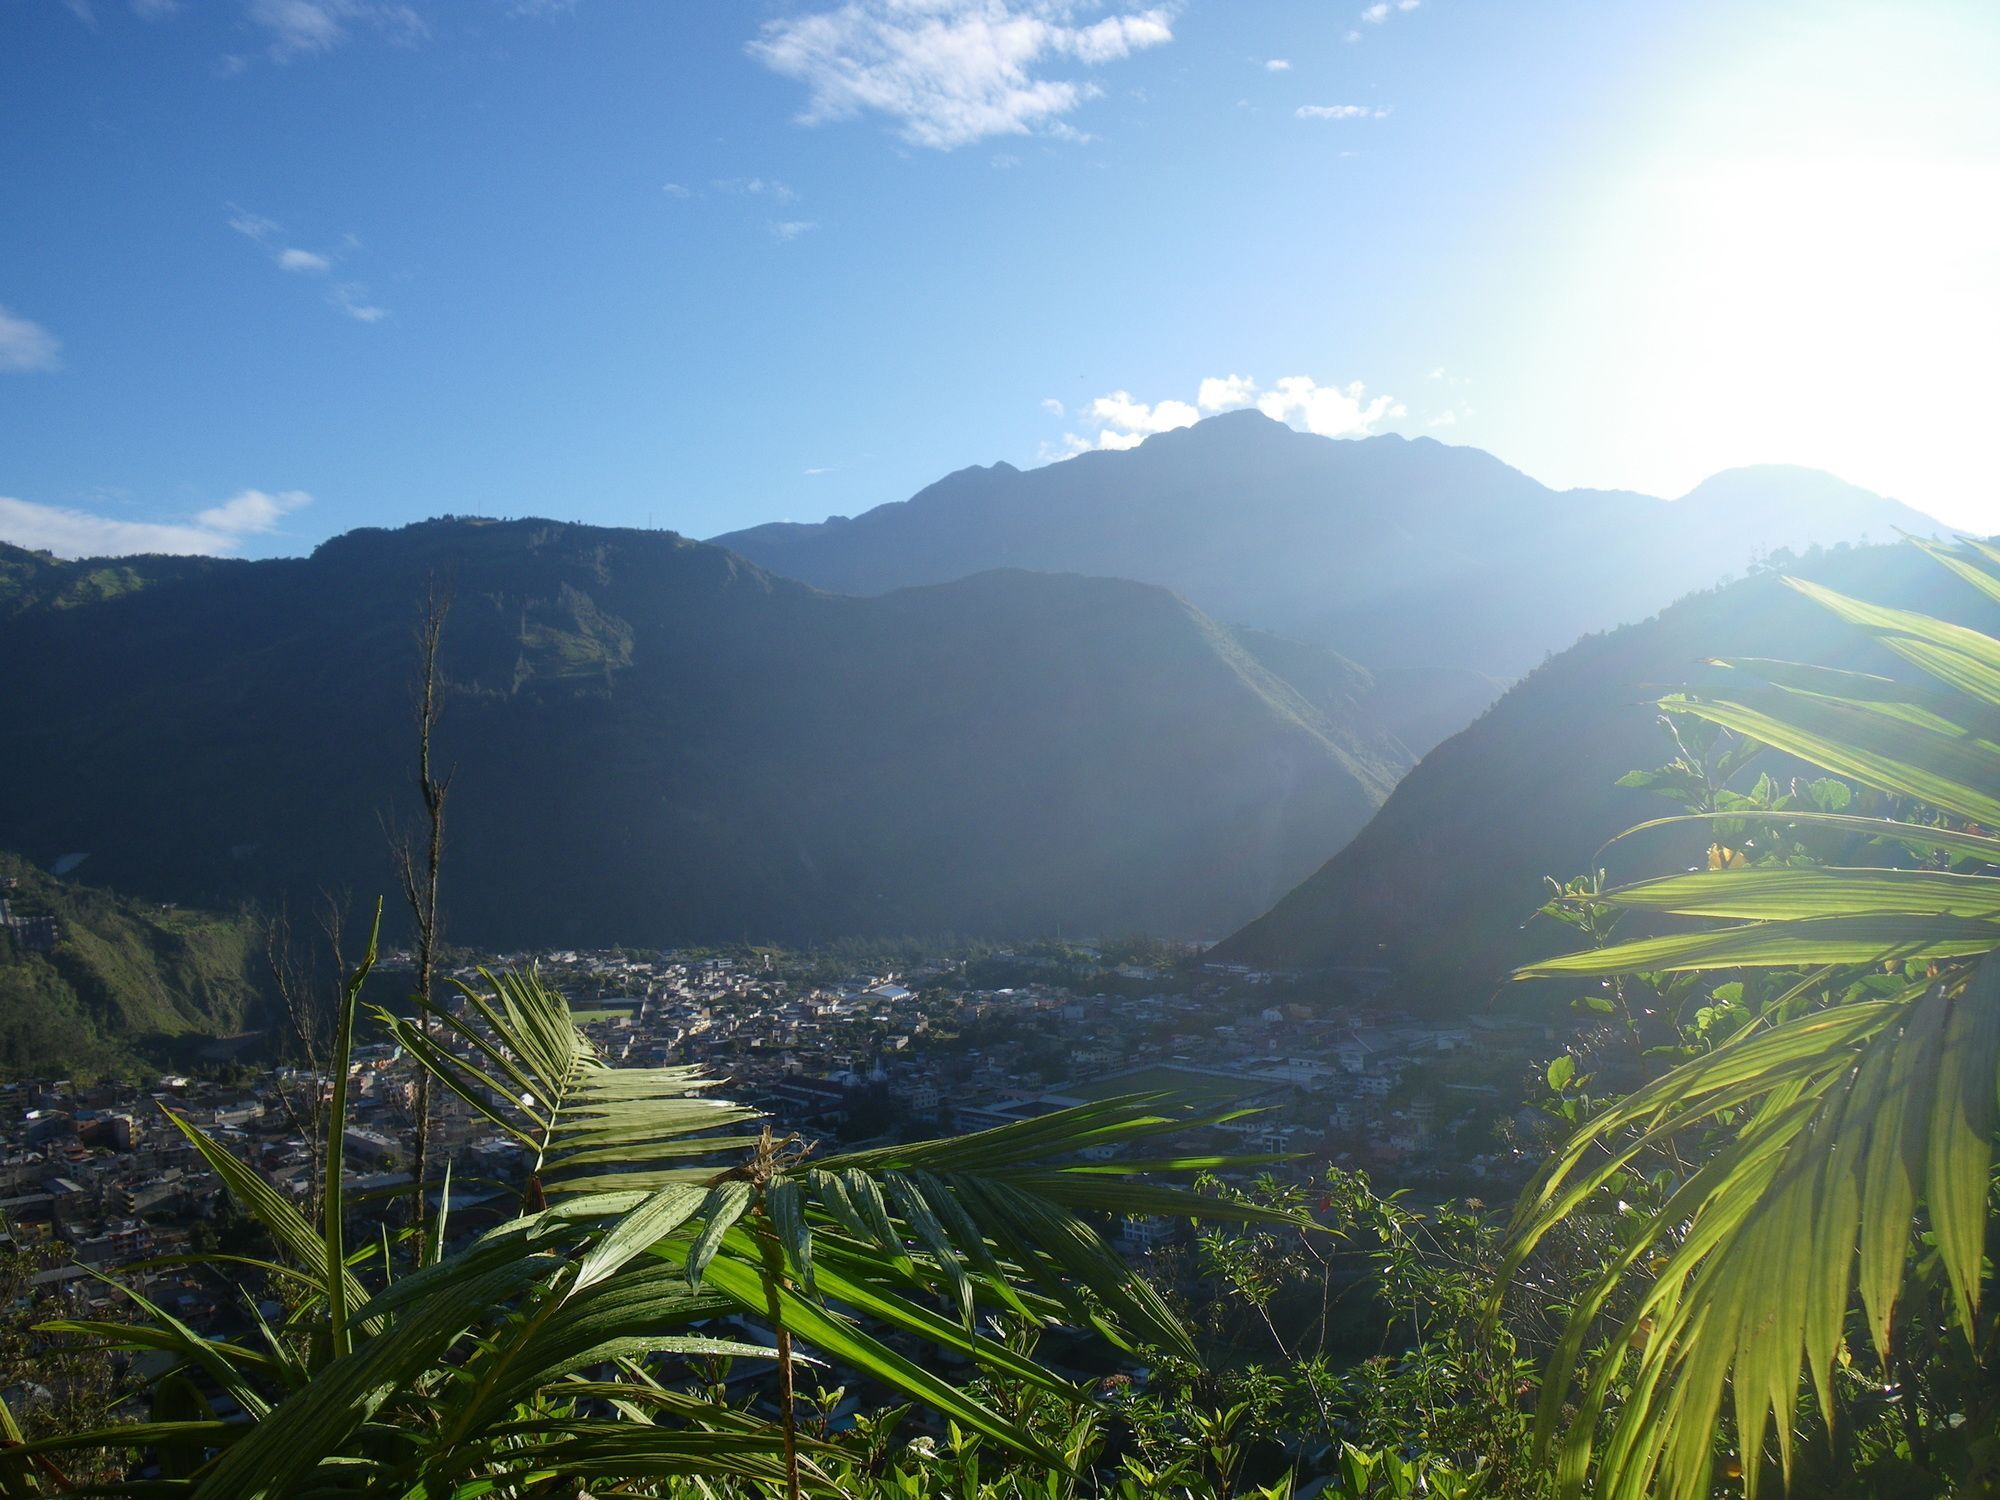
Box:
713;412;1937;681
1212;541;2000;995
0;522;1420;948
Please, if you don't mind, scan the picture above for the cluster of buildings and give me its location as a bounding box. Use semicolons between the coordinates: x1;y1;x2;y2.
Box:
0;943;1556;1331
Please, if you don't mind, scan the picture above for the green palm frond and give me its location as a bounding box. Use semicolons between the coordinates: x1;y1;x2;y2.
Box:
1506;538;2000;1500
26;942;1309;1497
373;966;761;1196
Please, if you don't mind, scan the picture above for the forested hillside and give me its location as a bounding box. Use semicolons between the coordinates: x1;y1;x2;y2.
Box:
0;852;271;1077
0;521;1420;948
1215;539;2000;989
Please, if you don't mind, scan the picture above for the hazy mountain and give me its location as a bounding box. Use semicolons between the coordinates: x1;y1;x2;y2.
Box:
713;412;1939;680
1212;540;2000;993
0;851;272;1078
0;522;1421;949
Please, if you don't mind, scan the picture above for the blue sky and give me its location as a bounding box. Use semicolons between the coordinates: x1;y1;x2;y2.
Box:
3;0;1996;558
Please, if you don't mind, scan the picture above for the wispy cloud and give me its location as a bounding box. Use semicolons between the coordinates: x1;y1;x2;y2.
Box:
0;488;312;558
230;206;389;321
1296;103;1389;121
747;0;1174;150
1263;57;1290;71
131;0;181;18
245;0;427;62
664;176;825;241
193;487;311;534
0;307;61;374
1045;371;1404;454
331;283;388;322
714;176;798;202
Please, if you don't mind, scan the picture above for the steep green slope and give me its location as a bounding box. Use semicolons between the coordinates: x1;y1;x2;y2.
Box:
0;541;231;619
0;852;271;1078
713;411;1937;680
1214;541;2000;993
0;520;1413;947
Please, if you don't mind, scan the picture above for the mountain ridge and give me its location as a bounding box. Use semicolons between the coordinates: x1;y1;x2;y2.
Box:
1211;537;2000;992
0;518;1423;949
712;412;1938;680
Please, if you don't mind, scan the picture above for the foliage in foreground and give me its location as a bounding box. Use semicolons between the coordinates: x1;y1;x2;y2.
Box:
1505;537;2000;1500
0;941;1307;1498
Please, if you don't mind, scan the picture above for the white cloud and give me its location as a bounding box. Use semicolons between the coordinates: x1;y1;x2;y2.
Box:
1264;58;1289;71
246;0;426;62
131;0;181;17
331;283;388;322
232;207;389;321
1356;0;1417;28
193;488;311;535
660;181;692;197
1040;396;1065;417
768;219;819;241
0;488;313;558
1426;410;1457;427
1088;390;1200;447
747;0;1174;151
1196;373;1255;411
1047;371;1405;454
1255;375;1405;435
1296;103;1388;120
0;307;61;373
228;206;282;246
714;176;798;202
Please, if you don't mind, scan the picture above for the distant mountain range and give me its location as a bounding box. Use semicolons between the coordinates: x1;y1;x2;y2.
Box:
0;521;1439;949
714;411;1938;680
1213;540;2000;991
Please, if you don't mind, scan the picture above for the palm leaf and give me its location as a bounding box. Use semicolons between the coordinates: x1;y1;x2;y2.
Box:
1508;538;2000;1500
373;966;757;1198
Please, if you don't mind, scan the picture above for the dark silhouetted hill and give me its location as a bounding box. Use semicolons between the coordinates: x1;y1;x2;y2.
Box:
0;523;1421;950
1212;540;2000;996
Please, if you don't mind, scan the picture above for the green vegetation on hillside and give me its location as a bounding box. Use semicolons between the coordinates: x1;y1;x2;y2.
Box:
0;519;1416;948
0;851;271;1078
10;537;2000;1498
1218;539;2000;988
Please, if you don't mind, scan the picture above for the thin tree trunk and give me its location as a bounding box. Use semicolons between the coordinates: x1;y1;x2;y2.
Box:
756;1220;802;1500
395;579;453;1263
